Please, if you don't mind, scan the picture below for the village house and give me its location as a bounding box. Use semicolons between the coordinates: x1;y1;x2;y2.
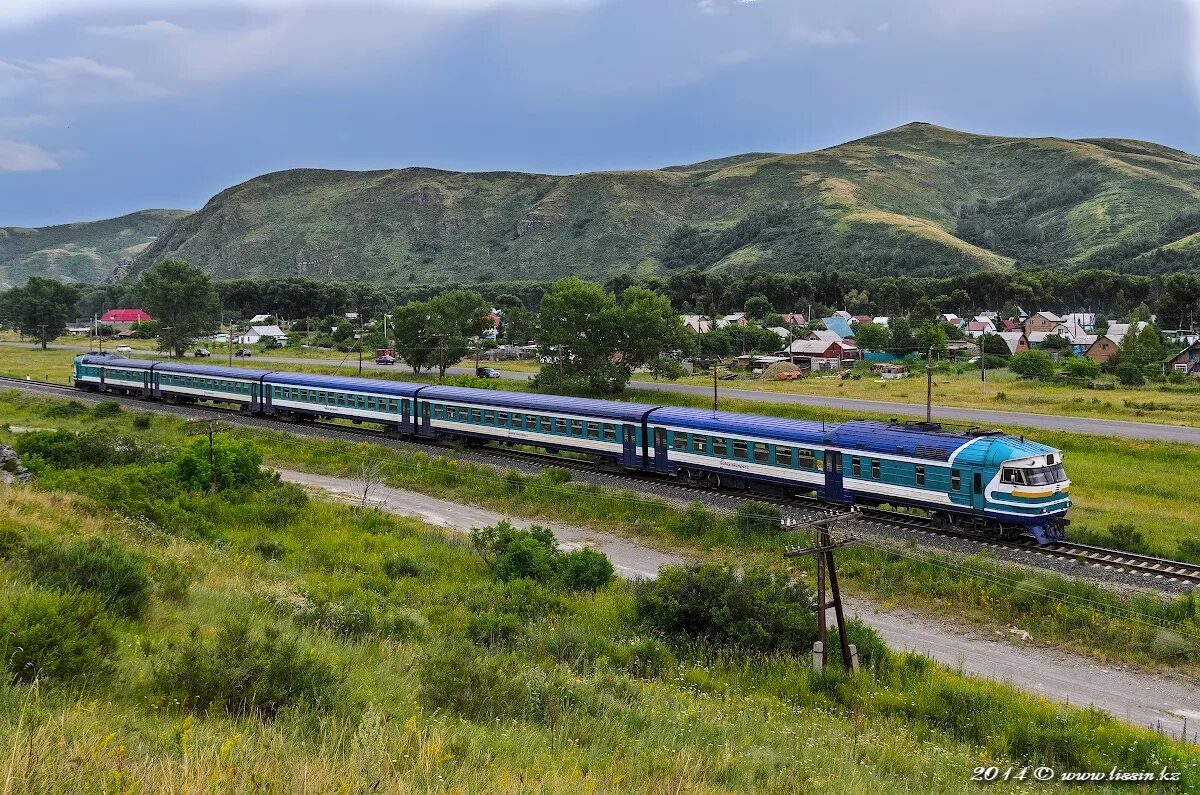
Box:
996;331;1030;355
818;316;855;339
777;312;807;328
1164;340;1200;377
785;337;858;371
964;320;995;338
236;324;289;346
1085;321;1149;366
100;309;152;327
1024;311;1065;337
871;362;910;380
680;314;711;334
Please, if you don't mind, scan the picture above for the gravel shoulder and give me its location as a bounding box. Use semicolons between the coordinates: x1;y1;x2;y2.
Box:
279;467;1200;741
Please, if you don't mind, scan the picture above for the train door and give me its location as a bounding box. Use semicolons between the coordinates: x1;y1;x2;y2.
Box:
400;399;411;434
652;427;669;472
824;449;849;504
255;382;266;414
622;424;638;468
419;401;433;437
142;370;151;397
971;471;985;511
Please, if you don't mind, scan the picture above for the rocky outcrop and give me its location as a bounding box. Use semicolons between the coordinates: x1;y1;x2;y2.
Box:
516;213;553;237
0;446;33;485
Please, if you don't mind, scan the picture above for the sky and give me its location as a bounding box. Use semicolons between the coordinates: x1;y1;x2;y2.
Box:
1;0;1198;227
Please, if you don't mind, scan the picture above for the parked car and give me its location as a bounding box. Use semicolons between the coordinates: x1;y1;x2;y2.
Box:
476;366;501;379
234;348;253;358
193;348;211;358
115;344;133;353
375;354;396;365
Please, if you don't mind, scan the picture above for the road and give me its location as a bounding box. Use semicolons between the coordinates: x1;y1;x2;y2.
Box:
282;467;1200;740
18;341;1200;444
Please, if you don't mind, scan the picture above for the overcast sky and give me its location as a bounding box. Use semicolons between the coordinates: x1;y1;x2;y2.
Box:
2;0;1198;227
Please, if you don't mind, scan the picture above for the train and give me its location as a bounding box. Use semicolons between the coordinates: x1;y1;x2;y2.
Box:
72;353;1072;543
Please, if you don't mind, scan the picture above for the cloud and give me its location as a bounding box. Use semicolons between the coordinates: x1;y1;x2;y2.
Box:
0;56;168;106
0;114;53;130
790;26;858;46
85;19;185;36
0;140;59;172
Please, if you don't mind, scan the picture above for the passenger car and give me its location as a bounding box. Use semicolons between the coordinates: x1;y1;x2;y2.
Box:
194;348;211;358
476;366;502;379
115;344;133;353
234;348;253;358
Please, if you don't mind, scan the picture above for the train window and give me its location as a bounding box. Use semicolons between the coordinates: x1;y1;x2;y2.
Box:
603;425;616;442
1002;467;1025;485
951;470;961;490
732;440;748;459
497;412;508;426
915;465;925;486
586;422;599;439
871;460;881;479
471;409;482;423
514;413;527;428
799;450;815;469
673;433;688;452
851;457;861;476
570;420;583;435
775;446;791;466
713;438;727;456
555;418;567;434
694;436;707;453
753;443;769;463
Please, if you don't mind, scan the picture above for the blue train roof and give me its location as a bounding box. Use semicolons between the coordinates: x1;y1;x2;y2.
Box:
155;361;272;380
79;353;158;369
647;406;832;445
264;370;425;397
422;385;658;422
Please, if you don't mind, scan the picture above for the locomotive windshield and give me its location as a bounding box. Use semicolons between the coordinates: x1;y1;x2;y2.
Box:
1001;464;1067;486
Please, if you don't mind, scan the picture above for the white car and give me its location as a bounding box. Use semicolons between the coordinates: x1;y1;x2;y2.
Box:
116;344;133;353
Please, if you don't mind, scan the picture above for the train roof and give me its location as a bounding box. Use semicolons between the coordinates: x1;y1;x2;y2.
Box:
264;370;425;397
421;385;658;422
79;353;159;369
155;361;272;380
647;405;830;444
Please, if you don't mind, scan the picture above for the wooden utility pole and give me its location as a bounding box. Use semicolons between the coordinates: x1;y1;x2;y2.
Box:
784;511;859;670
925;346;934;424
186;419;228;493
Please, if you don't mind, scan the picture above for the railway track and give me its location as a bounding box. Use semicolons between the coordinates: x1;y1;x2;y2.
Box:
5;375;1199;588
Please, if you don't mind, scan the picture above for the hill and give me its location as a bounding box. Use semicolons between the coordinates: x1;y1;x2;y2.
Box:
122;123;1200;283
0;209;190;289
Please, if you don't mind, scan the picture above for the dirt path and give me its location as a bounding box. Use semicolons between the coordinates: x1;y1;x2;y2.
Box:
278;468;1200;741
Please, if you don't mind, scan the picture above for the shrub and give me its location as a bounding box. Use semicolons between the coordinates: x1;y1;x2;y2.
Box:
503;469;526;493
843;617;889;670
1106;522;1147;553
24;536;154;620
670;501;717;538
543;625;610;671
468;612;523;646
173;437;266;492
252;538;288;560
1114;361;1145;386
0;591;117;684
132;414;152;430
636;564;817;653
146;556;198;603
614;638;676;680
1062;357;1100;379
542;468;572;485
470;520;558;566
383;607;428;640
1177;539;1200;564
381;553;422;579
92;400;122;417
1008;350;1055;379
734;501;782;535
495;535;556;582
556;548;615;591
43;400;88;418
152;623;344;718
419;641;534;722
14;429;146;469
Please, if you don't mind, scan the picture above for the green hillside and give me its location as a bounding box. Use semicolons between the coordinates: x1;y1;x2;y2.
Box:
124;123;1200;283
0;209;190;289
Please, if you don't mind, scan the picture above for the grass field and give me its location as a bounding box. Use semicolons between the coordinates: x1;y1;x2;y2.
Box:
0;407;1195;791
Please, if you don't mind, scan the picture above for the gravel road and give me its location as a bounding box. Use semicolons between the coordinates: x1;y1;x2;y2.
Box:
279;467;1200;741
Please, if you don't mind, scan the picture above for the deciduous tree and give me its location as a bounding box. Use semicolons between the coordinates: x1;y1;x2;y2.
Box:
139;259;220;357
0;277;80;349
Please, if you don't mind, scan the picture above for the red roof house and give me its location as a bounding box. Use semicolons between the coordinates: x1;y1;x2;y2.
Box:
101;309;152;324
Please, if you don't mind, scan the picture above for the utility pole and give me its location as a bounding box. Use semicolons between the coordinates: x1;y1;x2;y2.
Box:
37;324;47;351
186;419;226;494
784;512;859;670
980;330;986;384
926;346;934;424
474;335;481;374
228;316;234;367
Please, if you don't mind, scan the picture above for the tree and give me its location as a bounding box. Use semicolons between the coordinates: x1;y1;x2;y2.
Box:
139;259;220;357
851;322;891;352
1008;349;1056;379
909;296;938;327
914;322;948;359
1;278;81;349
981;333;1013;358
425;289;491;377
1040;333;1071;351
1063;357;1100;379
1114;323;1165;371
888;317;916;355
391;301;435;373
743;295;772;321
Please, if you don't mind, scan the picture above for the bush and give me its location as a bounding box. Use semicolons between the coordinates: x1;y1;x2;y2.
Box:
381;553;422;579
252;538;288;560
1062;357;1100;379
132;414;152;430
556;548;615;591
1114;361;1145;386
468;612;523;646
152;623;344;718
842;617;889;669
613;638;676;680
470;520;558;566
543;625;610;672
146;556;198;603
670;501;717;538
14;429;146;470
1008;350;1055;379
0;591;118;684
495;535;557;582
1106;522;1147;553
419;641;534;722
24;536;154;620
383;608;428;640
734;501;782;535
173;436;266;492
636;564;817;653
92;400;122;417
43;400;88;418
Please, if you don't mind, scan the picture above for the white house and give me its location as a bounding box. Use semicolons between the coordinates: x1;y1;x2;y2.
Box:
236;325;289;345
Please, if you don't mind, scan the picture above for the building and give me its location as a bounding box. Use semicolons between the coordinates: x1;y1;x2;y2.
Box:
1024;312;1065;337
247;313;273;324
996;331;1030;355
717;312;748;328
871;362;910;380
785;338;857;371
778;312;807;328
680;314;711;334
236;325;289;345
766;326;793;341
100;309;152;326
1164;340;1200;377
939;313;963;328
818;315;855;339
964;320;995;338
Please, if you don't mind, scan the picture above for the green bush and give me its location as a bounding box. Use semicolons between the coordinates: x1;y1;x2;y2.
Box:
636;563;817;653
132;414;152;430
14;429;147;470
419;641;534;722
470;520;557;565
734;501;782;535
146;556;197;603
381;553;422;579
91;400;122;417
1008;349;1055;379
0;590;117;684
556;548;615;591
1062;357;1100;379
1114;361;1145;386
1107;522;1148;553
613;638;676;680
24;536;154;620
252;538;288;560
543;625;610;672
468;612;523;646
495;535;556;582
670;501;717;538
173;437;267;492
43;400;88;418
151;623;344;718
